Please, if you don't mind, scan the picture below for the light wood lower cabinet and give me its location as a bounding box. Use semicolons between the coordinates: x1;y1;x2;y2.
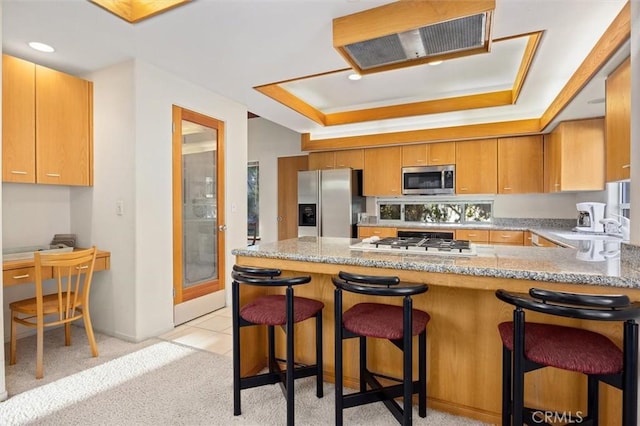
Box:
456;229;490;243
489;230;524;245
358;226;397;238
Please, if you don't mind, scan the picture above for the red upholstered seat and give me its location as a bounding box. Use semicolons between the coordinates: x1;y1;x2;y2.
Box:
343;302;430;340
240;295;324;326
498;321;623;375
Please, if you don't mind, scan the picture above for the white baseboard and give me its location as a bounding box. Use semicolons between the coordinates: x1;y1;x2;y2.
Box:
174;291;225;326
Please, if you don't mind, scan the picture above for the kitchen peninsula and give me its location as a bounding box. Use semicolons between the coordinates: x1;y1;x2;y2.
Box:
232;237;640;425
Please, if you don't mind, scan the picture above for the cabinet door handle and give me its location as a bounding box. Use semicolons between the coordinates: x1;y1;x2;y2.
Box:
459;187;468;191
11;170;28;175
46;173;61;177
75;265;88;270
468;233;477;237
12;274;30;279
503;187;512;190
623;164;630;169
431;158;440;162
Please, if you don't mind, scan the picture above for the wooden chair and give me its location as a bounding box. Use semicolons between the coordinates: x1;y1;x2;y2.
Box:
9;247;99;379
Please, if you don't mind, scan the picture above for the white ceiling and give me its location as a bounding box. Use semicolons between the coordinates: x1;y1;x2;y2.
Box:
1;0;630;141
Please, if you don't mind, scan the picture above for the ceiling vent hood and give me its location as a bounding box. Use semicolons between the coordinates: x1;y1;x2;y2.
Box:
333;0;495;75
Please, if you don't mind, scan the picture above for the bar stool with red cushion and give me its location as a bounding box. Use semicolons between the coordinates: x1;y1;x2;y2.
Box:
231;265;324;426
496;288;640;426
332;271;430;425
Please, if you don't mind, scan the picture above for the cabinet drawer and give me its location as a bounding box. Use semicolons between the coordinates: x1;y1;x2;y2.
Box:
3;267;53;286
358;226;397;238
489;230;524;245
456;229;489;243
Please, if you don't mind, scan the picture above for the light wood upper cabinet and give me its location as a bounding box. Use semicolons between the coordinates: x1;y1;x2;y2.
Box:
605;57;630;182
308;151;336;170
2;55;36;183
544;118;604;192
36;65;93;186
455;139;497;194
335;149;364;169
497;135;543;194
364;146;402;196
402;142;455;166
2;54;93;186
308;149;363;170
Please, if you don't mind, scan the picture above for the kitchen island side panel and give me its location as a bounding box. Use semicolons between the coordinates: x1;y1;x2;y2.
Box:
234;254;638;426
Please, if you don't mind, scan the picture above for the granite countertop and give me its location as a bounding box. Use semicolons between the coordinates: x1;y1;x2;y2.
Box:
232;236;640;289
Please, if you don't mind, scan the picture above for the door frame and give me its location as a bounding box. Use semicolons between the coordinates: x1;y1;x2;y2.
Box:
172;105;226;323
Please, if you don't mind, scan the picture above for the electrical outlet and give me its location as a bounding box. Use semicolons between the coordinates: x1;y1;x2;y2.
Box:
116;200;124;216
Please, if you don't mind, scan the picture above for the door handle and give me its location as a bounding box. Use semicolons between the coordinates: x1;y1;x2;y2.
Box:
218;225;227;231
277;216;283;222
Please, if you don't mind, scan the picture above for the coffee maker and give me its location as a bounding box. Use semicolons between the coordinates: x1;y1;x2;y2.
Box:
575;202;606;233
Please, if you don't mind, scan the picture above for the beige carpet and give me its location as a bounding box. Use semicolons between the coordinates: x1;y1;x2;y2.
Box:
2;327;489;425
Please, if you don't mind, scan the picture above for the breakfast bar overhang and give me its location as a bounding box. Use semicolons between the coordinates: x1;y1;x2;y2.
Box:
232;237;640;425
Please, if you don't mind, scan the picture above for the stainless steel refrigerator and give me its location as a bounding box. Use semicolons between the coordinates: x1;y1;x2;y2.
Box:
298;168;365;238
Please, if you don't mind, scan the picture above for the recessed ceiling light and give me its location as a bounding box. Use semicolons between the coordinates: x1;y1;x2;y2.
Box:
28;42;55;53
428;60;444;66
587;97;606;104
348;73;362;81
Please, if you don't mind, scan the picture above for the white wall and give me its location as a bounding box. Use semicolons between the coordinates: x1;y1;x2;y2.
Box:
74;59;248;341
248;117;304;243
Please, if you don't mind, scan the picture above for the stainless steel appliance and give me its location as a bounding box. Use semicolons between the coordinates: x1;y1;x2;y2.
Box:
576;202;606;233
349;230;477;256
298;169;365;238
402;165;455;195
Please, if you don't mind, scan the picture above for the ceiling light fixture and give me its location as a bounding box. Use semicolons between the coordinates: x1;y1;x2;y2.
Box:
89;0;191;23
333;0;494;75
28;42;55;53
428;60;444;66
348;73;362;81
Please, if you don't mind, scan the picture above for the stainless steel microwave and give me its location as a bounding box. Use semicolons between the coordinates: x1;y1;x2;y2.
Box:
402;165;455;195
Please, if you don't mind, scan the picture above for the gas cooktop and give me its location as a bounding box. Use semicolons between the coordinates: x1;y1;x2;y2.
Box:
350;237;477;256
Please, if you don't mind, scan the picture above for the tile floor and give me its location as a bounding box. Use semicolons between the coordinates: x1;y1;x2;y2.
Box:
159;306;233;357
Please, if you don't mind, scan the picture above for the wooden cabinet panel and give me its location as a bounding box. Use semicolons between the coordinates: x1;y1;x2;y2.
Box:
498;135;543;194
2;55;36;183
544;118;604;192
402;142;455;166
2;55;93;186
530;233;560;247
605;57;630;182
428;142;455;165
402;144;428;166
358;226;397;238
489;230;524;245
456;229;489;243
335;149;364;169
308;151;336;170
364;146;402;196
36;65;93;186
455;139;497;195
309;149;364;170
